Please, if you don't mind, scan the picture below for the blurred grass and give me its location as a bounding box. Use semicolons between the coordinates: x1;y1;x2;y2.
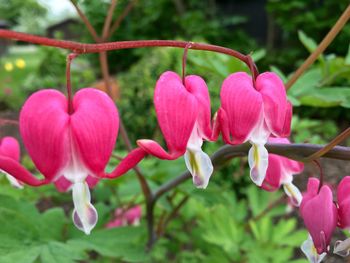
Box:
0;46;42;93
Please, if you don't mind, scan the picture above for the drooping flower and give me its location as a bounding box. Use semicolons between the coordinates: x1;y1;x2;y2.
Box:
137;71;218;189
218;72;291;186
261;137;304;206
0;88;120;234
332;176;350;257
105;205;142;228
300;178;337;259
0;136;23;188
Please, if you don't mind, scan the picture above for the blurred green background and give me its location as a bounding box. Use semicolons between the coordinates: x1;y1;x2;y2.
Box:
0;0;349;262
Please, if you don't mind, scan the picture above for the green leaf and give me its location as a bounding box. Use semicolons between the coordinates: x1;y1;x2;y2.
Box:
298;30;318;53
40;241;85;263
68;226;147;262
0;246;40;263
345;44;350;65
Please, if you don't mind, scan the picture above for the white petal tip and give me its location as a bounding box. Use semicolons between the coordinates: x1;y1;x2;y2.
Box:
248;144;268;187
72;182;98;234
334;239;350;257
185;149;213;190
301;236;326;263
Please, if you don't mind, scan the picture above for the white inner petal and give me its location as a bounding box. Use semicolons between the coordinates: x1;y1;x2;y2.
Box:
184;122;213;189
334;238;350;257
301;235;327;263
72;181;98;235
283;182;302;207
248;143;268;186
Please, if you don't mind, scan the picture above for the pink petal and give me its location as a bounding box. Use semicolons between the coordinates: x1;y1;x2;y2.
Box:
337;176;350;204
138;71;198;158
256;72;289;137
301;183;337;253
217;108;233;144
185;75;213;140
261;154;282;191
125;205;142;224
71;88;119;175
338;198;350;229
0;137;20;161
20;89;69;180
54;176;72;192
137;140;179;160
102;147;147;178
300;178;320;213
280;101;292;137
54;175;99;192
220;72;263;144
0;156;48;186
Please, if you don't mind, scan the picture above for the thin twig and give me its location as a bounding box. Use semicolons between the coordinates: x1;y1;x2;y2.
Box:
69;0;100;42
303;127;350;162
102;0;118;40
286;4;350;90
108;0;138;38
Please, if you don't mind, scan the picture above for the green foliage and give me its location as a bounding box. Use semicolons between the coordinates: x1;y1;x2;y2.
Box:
266;0;350;71
269;31;350;111
0;191;147;263
0;0;47;34
150;184;307;263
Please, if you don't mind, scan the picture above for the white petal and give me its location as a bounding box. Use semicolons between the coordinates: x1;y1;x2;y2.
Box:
283;182;302;207
334;238;350;257
72;181;98;235
301;235;327;263
184;148;213;189
248;143;268;186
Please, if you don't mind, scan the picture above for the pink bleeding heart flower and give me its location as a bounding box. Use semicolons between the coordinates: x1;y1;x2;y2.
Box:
137;71;218;189
300;178;337;259
105;205;142;228
261;137;304;206
0;88;120;234
332;176;350;257
0;136;23;188
218;72;291;186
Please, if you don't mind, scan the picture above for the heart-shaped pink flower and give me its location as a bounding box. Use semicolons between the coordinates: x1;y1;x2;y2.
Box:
137;71;218;188
218;72;292;186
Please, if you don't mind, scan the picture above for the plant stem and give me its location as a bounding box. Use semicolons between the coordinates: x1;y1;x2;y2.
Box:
153;143;350;201
0;30;258;76
286;4;350;90
66;53;78;114
108;0;138;39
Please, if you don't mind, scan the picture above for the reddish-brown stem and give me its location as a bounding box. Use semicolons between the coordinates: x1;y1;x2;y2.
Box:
102;0;118;40
69;1;100;42
108;0;138;39
0;30;258;76
304;126;350;162
313;160;324;193
182;42;193;84
0;119;19;126
66;53;79;114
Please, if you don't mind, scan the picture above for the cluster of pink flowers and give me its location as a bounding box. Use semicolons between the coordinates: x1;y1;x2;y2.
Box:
0;68;346;262
298;177;350;262
105;205;142;228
